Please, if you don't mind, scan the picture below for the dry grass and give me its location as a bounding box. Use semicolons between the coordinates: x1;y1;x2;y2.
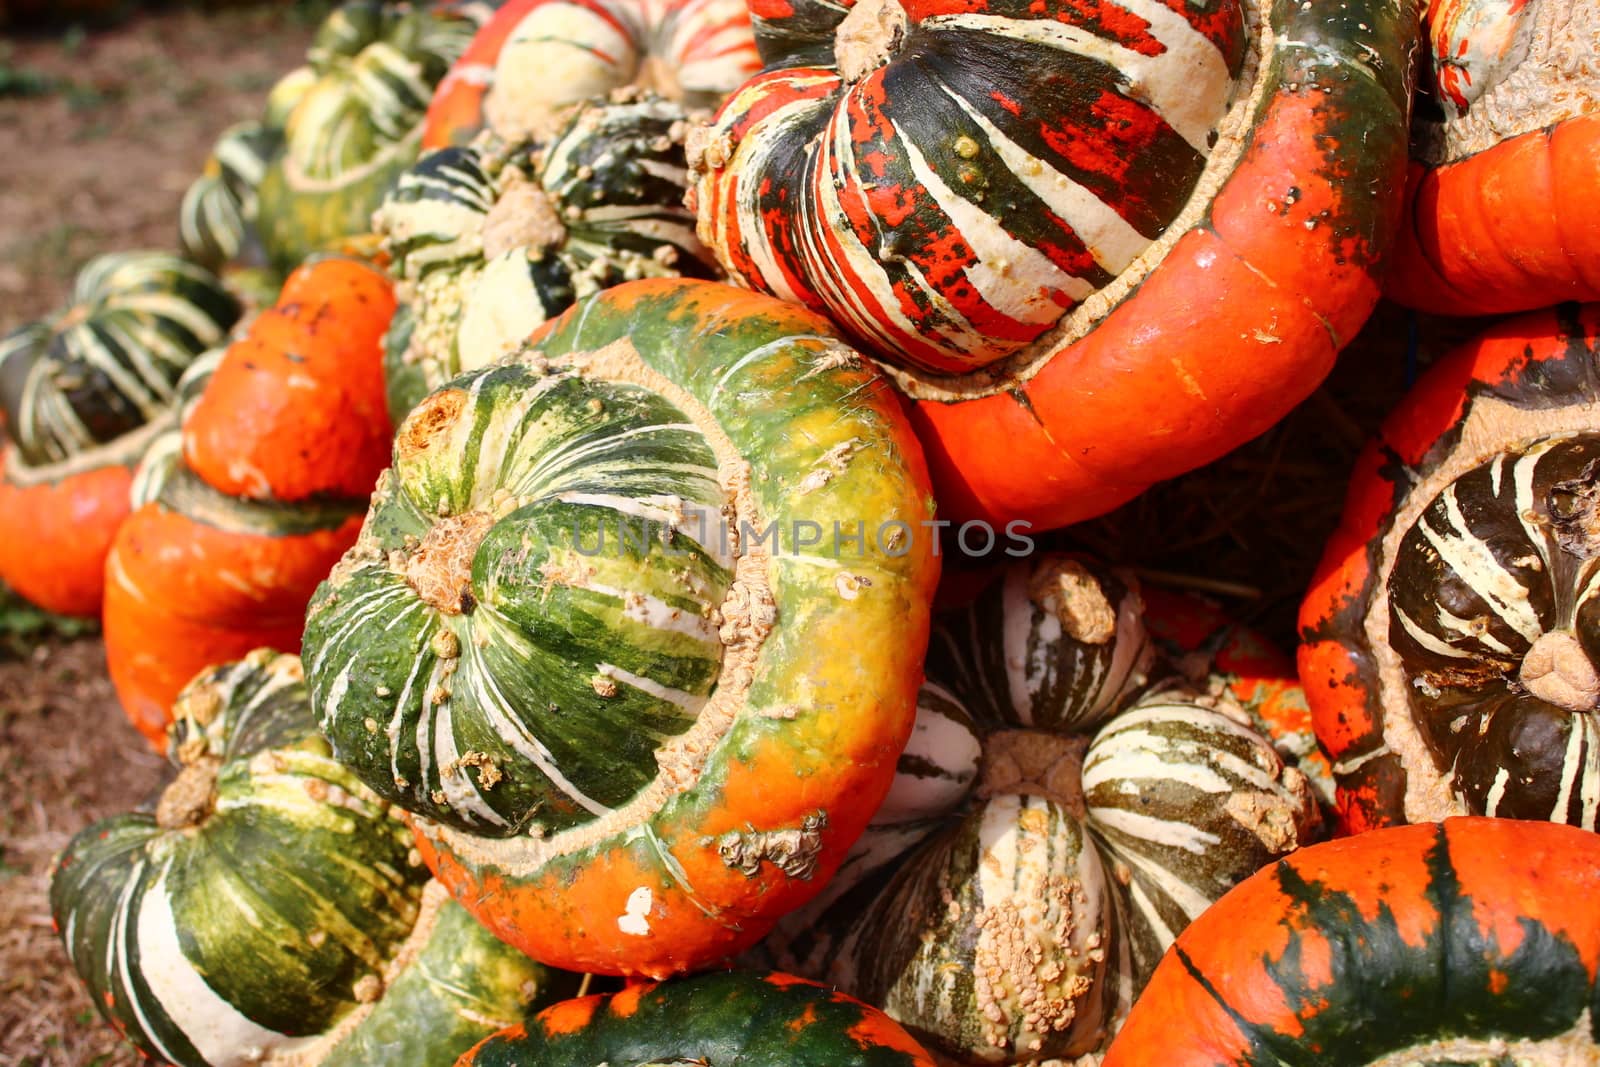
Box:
0;640;165;1067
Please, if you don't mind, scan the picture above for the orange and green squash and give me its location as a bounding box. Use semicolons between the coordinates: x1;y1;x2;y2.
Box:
303;277;940;977
104;258;395;747
1102;817;1600;1065
52;650;579;1067
457;971;939;1066
0;252;240;617
1300;303;1600;835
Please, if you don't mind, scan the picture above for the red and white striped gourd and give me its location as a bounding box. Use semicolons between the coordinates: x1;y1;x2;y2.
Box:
1300;303;1600;835
423;0;762;148
689;0;1421;532
1387;0;1600;315
771;555;1321;1063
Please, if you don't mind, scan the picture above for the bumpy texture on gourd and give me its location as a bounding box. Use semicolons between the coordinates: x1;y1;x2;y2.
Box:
376;90;715;419
51;650;579;1067
1301;303;1600;835
304;278;940;977
771;555;1320;1063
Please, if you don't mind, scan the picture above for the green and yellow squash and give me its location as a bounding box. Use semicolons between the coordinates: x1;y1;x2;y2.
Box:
0;252;239;617
375;89;716;419
771;555;1321;1063
303;277;941;977
458;971;939;1066
1103;817;1600;1065
253;0;490;274
52;649;580;1067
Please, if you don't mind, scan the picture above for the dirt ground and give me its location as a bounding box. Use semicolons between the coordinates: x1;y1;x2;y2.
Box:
0;8;316;1065
0;5;1492;1065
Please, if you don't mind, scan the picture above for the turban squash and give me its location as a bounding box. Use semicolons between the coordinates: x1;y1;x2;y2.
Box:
0;252;239;618
422;0;762;148
1386;0;1600;315
51;650;579;1067
104;257;395;747
302;278;940;977
1299;303;1600;835
689;0;1421;531
457;971;938;1066
247;0;489;274
376;90;716;419
769;555;1320;1063
1103;818;1600;1064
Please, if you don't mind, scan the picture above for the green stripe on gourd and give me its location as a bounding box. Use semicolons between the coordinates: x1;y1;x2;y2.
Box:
316;882;581;1067
51;650;573;1067
51;651;424;1064
255;0;486;273
463;971;935;1067
180;121;281;273
0;252;239;468
307;366;734;834
1082;689;1320;981
306;278;937;896
375;91;714;415
830;792;1121;1061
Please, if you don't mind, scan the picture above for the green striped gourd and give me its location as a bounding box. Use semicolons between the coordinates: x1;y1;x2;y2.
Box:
179;66;313;278
0;252;238;467
254;0;489;274
0;252;240;617
770;555;1321;1063
51;650;578;1067
179;120;282;274
374;89;715;419
302;278;941;977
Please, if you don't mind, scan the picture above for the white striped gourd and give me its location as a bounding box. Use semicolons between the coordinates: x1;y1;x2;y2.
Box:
771;555;1321;1063
375;89;715;419
51;649;580;1067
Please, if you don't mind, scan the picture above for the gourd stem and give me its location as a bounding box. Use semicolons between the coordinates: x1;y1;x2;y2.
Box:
1520;629;1600;713
976;729;1089;818
834;0;908;84
155;755;222;830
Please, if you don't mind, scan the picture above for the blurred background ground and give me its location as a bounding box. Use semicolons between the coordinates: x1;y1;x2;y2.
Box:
0;3;1496;1064
0;7;318;1064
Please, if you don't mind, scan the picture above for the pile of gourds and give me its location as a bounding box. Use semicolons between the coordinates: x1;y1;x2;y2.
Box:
10;0;1600;1061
